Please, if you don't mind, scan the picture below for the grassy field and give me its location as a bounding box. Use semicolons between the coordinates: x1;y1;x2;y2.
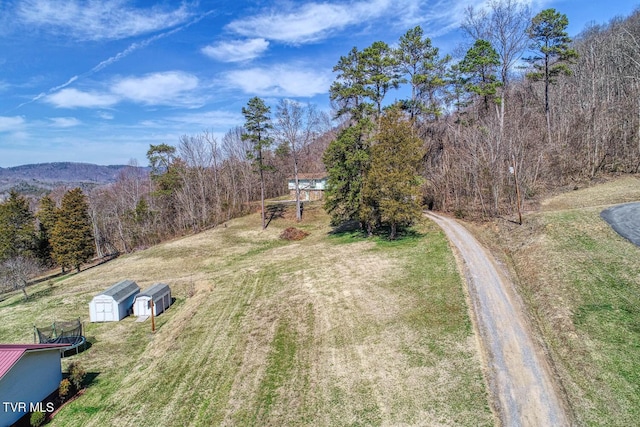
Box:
0;203;493;426
474;176;640;426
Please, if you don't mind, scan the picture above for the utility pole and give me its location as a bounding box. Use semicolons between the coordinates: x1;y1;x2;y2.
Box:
511;155;522;225
149;298;156;333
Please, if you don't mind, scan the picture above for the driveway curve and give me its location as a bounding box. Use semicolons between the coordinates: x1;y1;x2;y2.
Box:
425;212;570;427
601;202;640;247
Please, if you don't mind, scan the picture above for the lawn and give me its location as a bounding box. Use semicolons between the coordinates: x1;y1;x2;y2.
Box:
0;203;493;426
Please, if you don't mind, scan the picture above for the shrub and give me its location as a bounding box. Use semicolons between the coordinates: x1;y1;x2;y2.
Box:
30;411;45;427
59;378;71;402
68;362;86;391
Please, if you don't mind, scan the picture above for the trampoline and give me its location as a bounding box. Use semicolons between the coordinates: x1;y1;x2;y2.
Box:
34;318;86;356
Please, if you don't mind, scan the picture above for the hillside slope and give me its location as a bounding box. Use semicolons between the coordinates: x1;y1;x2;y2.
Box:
472;176;640;426
0;204;492;426
0;162;147;196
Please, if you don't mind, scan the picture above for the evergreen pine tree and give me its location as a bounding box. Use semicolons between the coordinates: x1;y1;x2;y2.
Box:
35;195;58;266
526;8;578;116
50;188;95;272
323;119;373;228
459;39;502;113
0;191;36;261
242;97;273;230
362;107;424;239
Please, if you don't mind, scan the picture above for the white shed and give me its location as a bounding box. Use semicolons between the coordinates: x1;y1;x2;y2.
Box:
133;283;172;317
89;280;140;322
0;343;67;426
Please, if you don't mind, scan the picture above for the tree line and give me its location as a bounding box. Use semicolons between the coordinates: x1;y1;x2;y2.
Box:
0;188;93;298
325;2;640;227
2;1;639;292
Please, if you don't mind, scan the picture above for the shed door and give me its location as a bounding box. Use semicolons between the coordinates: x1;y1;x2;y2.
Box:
96;301;112;322
137;299;149;316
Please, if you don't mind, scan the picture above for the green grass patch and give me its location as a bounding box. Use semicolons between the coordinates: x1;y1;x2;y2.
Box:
253;319;298;422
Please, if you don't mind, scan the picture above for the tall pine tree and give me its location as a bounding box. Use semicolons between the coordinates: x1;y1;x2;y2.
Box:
526;8;578;142
323;119;373;228
459;39;502;114
50;188;94;273
0;191;36;261
362;107;423;239
35;195;58;266
242;97;273;229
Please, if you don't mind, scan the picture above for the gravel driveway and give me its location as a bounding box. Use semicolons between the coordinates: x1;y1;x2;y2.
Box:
600;202;640;247
426;212;570;427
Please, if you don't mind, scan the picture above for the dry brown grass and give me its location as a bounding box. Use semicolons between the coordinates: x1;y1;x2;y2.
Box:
541;175;640;211
0;203;492;426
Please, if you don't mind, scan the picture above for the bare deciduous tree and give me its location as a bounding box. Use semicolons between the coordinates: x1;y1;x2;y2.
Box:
275;99;320;221
0;256;42;300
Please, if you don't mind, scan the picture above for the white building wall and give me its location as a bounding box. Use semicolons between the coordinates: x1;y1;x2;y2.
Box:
89;296;118;322
134;291;171;317
0;351;62;426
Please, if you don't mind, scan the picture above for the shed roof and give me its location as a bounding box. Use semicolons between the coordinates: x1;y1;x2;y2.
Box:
99;279;140;303
0;344;67;380
138;283;171;300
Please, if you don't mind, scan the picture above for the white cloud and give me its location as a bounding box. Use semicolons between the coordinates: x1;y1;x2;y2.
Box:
111;71;201;107
45;88;119;109
224;65;332;97
49;117;81;128
226;0;397;44
44;72;201;109
168;110;244;128
0;116;25;132
16;0;192;41
201;38;270;62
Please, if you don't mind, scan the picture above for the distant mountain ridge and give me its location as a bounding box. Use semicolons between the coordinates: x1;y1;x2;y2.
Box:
0;162;149;196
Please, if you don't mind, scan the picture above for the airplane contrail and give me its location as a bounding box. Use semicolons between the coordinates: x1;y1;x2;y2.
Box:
11;10;215;112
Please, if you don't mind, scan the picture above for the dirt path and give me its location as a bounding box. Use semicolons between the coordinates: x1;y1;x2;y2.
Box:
426;212;570;427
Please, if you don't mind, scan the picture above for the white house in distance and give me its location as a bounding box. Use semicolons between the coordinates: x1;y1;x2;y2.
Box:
89;279;140;322
0;343;67;426
133;283;172;318
287;173;328;201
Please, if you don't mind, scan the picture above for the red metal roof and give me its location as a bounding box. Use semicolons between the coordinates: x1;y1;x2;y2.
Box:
0;344;67;380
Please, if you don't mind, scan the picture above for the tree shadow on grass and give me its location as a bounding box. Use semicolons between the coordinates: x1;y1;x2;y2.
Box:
265;203;288;228
328;220;425;244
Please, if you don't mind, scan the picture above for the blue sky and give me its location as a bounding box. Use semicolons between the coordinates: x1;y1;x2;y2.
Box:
0;0;637;168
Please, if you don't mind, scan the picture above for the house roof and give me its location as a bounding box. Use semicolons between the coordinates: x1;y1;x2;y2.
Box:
288;173;327;180
0;344;67;380
99;279;140;303
137;283;171;300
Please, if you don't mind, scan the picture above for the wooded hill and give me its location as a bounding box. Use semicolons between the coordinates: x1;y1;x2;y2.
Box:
0;163;146;198
2;3;639;264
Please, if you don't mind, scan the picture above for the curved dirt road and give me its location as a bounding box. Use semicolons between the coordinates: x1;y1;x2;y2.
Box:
426;212;570;427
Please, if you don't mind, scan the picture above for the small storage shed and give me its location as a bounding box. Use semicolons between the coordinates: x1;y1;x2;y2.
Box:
89;279;140;322
133;283;172;317
0;343;67;426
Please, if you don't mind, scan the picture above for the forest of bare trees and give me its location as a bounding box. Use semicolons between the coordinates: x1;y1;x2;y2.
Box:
423;5;640;219
85;122;332;255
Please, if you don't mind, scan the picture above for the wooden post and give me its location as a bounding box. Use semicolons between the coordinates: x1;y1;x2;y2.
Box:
149;299;156;333
512;155;523;225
